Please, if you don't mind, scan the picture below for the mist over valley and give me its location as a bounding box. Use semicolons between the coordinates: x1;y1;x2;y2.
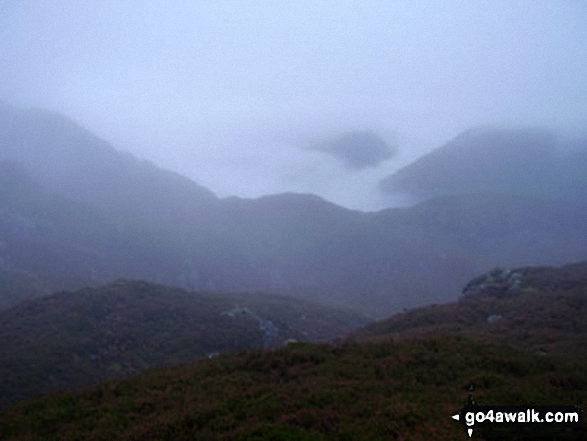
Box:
1;2;586;439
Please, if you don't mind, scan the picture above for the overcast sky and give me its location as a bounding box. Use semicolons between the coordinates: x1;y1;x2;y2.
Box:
1;1;586;210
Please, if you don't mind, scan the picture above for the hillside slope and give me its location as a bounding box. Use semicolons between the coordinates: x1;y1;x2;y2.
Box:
0;281;368;409
0;101;217;232
0;337;584;440
1;263;586;440
0;161;194;304
352;261;587;355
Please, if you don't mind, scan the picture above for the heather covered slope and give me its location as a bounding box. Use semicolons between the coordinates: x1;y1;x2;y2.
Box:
352;261;587;355
0;281;368;410
1;264;586;440
0;337;584;440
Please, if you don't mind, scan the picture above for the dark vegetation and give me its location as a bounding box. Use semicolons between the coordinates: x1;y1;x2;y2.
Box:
353;261;587;355
0;281;367;410
0;262;586;439
1;336;584;440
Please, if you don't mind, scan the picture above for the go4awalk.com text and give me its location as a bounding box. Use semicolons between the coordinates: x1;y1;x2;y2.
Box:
452;405;582;438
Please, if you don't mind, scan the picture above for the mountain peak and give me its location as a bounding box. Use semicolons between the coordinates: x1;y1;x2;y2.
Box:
379;126;587;203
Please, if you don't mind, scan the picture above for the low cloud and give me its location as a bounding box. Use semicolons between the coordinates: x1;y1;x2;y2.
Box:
311;130;397;170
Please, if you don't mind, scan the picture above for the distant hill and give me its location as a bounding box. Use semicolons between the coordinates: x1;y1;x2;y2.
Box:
0;280;368;409
380;126;587;203
0;101;217;234
352;261;587;355
206;191;587;313
0;161;194;304
2;262;587;439
1;103;587;316
0;161;120;292
344;193;587;312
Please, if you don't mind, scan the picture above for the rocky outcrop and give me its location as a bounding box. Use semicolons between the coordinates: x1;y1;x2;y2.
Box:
222;307;279;348
461;267;523;298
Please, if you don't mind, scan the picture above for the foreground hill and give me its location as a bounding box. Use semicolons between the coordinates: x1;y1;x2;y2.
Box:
0;337;584;440
352;261;587;355
0;281;368;409
0;263;585;440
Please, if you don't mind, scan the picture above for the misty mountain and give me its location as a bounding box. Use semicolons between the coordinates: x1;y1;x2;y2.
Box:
0;160;120;294
1;104;587;316
379;126;587;203
215;192;587;313
0;102;217;234
0;102;266;294
0;280;368;409
0;160;205;307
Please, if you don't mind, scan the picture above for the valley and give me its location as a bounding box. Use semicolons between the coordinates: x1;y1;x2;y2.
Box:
0;103;586;439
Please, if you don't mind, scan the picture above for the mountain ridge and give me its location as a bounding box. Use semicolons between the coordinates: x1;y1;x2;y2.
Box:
380;126;587;203
1;104;587;315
